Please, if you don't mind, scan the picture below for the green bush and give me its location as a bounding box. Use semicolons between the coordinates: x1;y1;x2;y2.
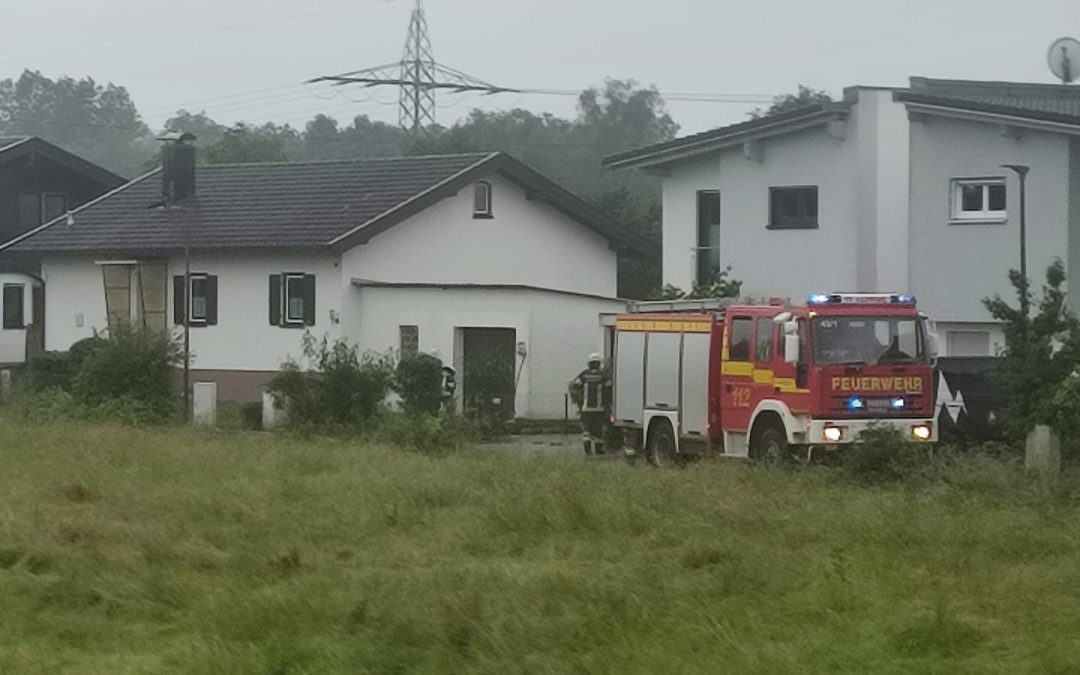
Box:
395;353;443;416
24;337;105;392
267;334;394;429
841;426;933;485
377;413;476;455
240;402;263;431
71;324;182;422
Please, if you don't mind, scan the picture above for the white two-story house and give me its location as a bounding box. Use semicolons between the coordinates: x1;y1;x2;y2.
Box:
0;150;646;417
605;77;1080;357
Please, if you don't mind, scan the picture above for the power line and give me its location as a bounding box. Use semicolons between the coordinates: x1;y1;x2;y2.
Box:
0;0;398;67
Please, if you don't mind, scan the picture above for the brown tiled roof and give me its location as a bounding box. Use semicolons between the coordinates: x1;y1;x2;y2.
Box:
1;152;650;256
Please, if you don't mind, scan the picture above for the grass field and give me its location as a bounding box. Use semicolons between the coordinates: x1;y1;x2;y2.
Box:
2;419;1080;673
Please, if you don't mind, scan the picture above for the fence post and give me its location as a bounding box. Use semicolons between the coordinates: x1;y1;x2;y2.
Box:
1025;425;1062;475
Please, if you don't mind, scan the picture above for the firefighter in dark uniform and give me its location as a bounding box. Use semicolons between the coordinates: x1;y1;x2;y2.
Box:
569;353;612;456
430;349;457;415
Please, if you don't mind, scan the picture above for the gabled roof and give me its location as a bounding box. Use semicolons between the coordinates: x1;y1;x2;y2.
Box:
0;136;125;187
603;102;851;171
0;152;650;256
899;77;1080;120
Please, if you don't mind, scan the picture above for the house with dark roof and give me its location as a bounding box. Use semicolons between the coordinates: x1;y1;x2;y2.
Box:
0;137;125;366
0;149;643;414
605;77;1080;358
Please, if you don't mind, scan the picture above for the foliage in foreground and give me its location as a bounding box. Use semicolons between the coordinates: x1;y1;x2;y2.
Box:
2;421;1080;673
984;260;1080;453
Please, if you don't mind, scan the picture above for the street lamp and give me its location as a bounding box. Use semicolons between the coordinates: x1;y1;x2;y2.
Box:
1001;164;1030;285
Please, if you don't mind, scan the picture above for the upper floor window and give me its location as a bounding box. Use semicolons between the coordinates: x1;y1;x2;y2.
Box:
768;186;818;229
18;193;68;229
2;284;24;330
473;181;493;218
951;178;1006;222
269;273;316;328
696;190;721;286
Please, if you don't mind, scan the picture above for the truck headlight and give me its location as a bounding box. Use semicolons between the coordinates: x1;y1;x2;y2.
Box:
823;425;845;443
911;424;932;441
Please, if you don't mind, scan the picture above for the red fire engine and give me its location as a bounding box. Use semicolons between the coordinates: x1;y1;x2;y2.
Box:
612;292;938;464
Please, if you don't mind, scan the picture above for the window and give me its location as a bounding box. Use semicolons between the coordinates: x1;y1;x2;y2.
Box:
812;316;925;365
696;190;721;285
951;179;1006;222
728;317;752;362
947;331;991;357
756;318;773;362
768;186;819;229
42;193;68;223
269;273;316;328
3;284;24;330
473;181;493;218
172;274;217;327
400;325;419;356
18;194;40;230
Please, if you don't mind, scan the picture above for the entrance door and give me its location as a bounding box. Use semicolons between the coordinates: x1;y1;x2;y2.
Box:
462;328;517;420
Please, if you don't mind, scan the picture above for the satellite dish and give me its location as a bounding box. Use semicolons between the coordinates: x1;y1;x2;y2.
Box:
1048;37;1080;84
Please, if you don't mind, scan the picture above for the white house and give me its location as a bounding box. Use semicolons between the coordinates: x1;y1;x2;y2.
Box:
0;151;645;418
605;77;1080;357
0;272;42;366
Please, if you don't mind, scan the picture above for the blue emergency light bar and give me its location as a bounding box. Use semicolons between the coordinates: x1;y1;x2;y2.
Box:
808;293;917;306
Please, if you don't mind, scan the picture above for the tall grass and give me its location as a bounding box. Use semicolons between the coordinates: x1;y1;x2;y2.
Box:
1;418;1080;673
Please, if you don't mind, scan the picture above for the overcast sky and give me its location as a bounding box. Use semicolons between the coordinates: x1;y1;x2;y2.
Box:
2;0;1077;137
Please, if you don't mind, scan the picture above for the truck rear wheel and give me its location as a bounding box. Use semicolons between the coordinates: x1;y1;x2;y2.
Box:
751;424;789;464
646;421;678;467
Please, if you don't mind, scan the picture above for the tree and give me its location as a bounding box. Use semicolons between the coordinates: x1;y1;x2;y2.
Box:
163;110;228;148
302;114;405;161
201;123;297;164
983;260;1080;443
751;85;833;119
0;70;154;177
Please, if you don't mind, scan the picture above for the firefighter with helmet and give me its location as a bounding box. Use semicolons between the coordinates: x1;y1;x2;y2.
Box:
429;349;457;414
569;352;612;456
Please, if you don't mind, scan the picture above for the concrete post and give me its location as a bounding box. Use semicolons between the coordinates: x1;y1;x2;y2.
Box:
192;382;217;427
0;369;11;402
262;390;281;430
1025;425;1062;475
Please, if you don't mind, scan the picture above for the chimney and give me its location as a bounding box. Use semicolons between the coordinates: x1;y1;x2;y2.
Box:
158;131;197;203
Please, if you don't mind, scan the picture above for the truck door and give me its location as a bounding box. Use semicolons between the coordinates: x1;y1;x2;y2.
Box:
772;316;811;413
752;315;776;406
721;314;754;432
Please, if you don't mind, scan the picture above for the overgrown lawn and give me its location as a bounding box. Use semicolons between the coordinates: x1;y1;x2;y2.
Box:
1;420;1079;673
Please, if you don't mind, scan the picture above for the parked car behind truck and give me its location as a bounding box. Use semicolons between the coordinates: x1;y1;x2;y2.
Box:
613;293;938;464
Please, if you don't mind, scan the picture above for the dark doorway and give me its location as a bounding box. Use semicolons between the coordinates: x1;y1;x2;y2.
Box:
462;327;517;420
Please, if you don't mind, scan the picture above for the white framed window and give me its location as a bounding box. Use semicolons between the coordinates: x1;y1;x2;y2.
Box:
285;274;306;325
400;325;419;356
473;181;492;218
189;274;209;324
947;331;991;357
951;178;1006;223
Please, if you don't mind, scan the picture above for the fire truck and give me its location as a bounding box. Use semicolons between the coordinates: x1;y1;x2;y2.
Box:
612;292;938;464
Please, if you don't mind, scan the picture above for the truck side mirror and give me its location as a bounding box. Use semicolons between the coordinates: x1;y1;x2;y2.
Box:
784;334;800;365
926;331;940;360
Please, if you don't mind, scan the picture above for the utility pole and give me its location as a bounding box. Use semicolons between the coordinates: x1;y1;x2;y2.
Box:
310;0;518;135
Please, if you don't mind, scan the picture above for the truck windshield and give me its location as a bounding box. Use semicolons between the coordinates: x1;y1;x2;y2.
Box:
812;316;925;366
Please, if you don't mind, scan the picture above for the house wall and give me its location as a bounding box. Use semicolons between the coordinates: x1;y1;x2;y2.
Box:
0;273;37;364
344;285;623;418
40;251;342;374
661;123;861;300
340;173;618;298
908;118;1072;329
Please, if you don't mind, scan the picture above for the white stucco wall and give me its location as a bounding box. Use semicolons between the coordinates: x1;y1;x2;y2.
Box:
908;118;1071;325
0;273;38;365
41;252;342;372
345;285;624;418
341;173;618;297
661;123;861;300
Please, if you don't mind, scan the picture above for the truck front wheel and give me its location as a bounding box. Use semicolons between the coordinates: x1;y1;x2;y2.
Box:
646;421;678;467
751;424;790;464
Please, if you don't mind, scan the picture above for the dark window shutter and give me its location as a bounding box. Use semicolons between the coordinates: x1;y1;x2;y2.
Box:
173;275;185;325
269;274;282;326
206;275;219;326
303;274;316;326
